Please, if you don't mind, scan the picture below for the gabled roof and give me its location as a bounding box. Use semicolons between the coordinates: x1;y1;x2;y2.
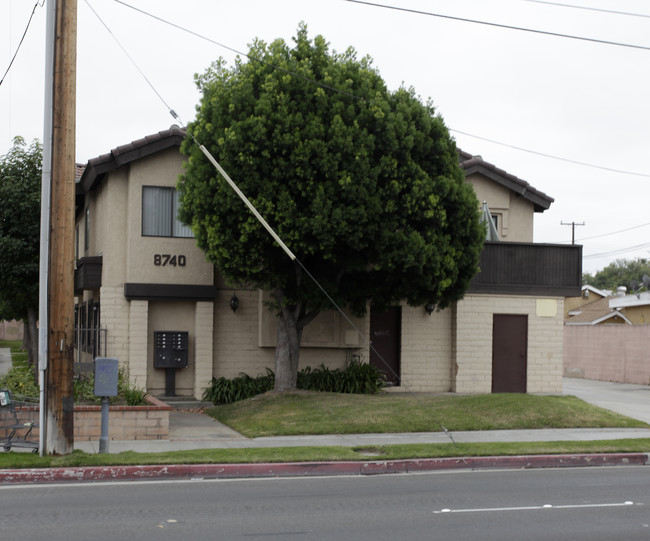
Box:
581;284;612;299
458;150;554;212
77;127;186;195
565;296;632;325
74;130;554;219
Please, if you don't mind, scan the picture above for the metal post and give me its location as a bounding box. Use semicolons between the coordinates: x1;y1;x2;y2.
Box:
99;396;109;454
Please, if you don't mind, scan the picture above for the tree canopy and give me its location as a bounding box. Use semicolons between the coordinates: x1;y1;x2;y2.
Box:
0;136;42;365
179;26;484;389
583;258;650;293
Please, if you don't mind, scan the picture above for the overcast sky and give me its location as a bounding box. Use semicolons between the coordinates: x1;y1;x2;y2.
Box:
2;0;649;275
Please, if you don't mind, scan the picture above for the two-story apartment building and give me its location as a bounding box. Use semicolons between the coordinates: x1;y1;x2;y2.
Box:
74;128;581;399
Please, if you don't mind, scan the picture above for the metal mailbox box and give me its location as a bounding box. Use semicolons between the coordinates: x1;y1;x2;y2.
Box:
154;331;189;369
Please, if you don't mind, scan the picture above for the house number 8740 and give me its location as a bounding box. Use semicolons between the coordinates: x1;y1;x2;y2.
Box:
154;254;186;267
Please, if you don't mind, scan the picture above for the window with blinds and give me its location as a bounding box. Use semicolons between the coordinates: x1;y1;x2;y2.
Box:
142;186;193;238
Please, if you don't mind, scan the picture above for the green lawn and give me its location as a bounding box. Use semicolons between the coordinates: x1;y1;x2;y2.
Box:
1;438;650;471
0;340;28;365
1;385;648;470
206;391;649;437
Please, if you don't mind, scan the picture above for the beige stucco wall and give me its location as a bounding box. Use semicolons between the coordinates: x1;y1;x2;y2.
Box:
210;288;363;383
125;150;213;286
453;295;564;394
467;172;534;242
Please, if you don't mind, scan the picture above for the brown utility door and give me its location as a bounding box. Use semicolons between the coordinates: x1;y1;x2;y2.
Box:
369;307;401;386
492;314;528;393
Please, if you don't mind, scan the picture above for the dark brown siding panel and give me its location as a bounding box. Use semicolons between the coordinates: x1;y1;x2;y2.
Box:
74;256;103;294
124;283;217;301
469;242;581;297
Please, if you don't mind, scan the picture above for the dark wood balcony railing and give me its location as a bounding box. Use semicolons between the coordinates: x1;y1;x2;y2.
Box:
469;242;582;297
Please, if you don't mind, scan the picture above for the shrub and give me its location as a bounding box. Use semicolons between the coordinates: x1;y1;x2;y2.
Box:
335;360;385;394
203;361;385;405
0;364;39;401
0;365;148;406
202;369;274;405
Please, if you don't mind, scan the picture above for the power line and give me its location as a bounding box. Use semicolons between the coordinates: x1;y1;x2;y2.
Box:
583;242;650;260
520;0;650;19
451;129;650;178
344;0;650;52
577;222;650;242
0;1;44;88
109;1;650;182
111;0;364;104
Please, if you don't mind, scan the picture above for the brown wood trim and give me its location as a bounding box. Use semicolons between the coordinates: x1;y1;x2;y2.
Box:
124;283;216;301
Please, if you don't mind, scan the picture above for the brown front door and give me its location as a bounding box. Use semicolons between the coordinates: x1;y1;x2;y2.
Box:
370;307;401;386
492;314;528;393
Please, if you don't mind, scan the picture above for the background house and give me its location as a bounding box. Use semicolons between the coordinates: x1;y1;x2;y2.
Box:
74;129;580;399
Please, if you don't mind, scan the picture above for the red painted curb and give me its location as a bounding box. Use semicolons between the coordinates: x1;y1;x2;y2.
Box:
0;453;646;485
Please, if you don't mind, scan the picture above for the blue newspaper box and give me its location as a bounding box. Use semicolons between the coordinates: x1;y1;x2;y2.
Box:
94;357;119;397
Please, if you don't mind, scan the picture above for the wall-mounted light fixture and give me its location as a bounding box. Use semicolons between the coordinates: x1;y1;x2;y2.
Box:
425;303;435;316
229;293;239;313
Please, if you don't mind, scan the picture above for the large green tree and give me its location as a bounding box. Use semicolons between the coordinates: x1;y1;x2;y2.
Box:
0;136;42;369
179;26;484;391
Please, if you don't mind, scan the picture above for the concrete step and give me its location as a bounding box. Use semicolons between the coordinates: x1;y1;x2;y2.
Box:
156;396;214;410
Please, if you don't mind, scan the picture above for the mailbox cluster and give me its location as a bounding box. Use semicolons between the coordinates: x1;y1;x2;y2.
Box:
154;331;189;369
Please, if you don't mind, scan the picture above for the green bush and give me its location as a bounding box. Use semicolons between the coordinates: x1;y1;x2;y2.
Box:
0;365;148;406
0;364;39;401
203;361;385;405
74;368;148;406
202;369;274;405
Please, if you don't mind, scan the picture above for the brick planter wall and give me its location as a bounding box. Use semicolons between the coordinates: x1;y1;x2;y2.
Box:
5;395;171;443
74;395;171;441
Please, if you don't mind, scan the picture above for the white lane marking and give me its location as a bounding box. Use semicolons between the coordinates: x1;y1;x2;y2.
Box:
434;501;637;514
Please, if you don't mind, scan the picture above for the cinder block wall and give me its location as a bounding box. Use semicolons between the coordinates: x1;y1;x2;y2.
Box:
453;295;564;394
100;286;132;377
400;306;453;392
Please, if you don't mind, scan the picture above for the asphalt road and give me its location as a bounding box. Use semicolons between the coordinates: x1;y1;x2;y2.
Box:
1;466;648;540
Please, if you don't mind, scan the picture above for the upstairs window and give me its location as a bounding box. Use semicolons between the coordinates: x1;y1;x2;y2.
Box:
84;206;90;251
142;186;193;238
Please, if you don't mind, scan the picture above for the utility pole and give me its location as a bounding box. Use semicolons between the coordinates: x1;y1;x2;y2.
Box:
561;221;585;245
43;0;77;454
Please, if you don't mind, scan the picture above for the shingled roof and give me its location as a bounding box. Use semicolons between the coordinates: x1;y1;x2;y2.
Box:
76;126;186;196
565;296;632;325
74;129;554;218
458;149;554;213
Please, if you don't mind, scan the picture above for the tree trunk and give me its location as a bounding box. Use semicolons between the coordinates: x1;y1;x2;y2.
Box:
274;306;303;392
26;308;38;384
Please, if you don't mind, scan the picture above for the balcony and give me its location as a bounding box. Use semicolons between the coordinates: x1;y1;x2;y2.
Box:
74;256;103;294
469;242;582;297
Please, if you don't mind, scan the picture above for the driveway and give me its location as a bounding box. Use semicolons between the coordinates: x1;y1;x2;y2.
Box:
563;377;650;424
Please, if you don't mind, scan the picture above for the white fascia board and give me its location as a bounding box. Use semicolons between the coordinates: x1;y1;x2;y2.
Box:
609;291;650;309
